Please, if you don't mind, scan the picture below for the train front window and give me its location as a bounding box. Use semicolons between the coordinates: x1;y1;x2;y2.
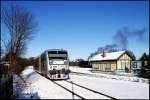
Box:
49;57;67;65
49;57;67;60
48;51;67;54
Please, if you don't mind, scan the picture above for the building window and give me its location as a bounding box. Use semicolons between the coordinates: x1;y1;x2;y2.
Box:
93;64;99;70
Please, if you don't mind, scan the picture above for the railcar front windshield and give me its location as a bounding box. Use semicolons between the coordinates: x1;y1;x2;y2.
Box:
49;57;68;65
48;50;68;65
48;51;67;54
49;57;67;60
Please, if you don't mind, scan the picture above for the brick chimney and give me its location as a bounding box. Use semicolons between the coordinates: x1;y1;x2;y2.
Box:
101;49;106;58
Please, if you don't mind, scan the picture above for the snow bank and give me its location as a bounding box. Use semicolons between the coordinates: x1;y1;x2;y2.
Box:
70;66;92;74
13;66;79;99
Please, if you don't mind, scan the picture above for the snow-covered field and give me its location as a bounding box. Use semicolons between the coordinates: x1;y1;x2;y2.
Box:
13;66;149;99
70;66;149;84
69;66;149;99
69;74;149;99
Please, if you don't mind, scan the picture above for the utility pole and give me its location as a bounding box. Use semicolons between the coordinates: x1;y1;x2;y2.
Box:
71;81;74;99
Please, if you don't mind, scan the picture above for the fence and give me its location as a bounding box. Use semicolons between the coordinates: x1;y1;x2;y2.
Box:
0;62;13;99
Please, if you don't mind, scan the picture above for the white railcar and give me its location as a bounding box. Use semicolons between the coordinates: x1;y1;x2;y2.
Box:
37;49;70;79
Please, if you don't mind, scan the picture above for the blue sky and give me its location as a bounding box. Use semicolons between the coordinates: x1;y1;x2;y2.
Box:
1;1;149;60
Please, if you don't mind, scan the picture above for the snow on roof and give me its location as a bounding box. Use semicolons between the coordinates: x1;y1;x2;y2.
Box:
45;49;67;52
89;51;126;61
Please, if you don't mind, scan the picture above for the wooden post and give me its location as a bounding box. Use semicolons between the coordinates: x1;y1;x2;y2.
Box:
39;56;41;72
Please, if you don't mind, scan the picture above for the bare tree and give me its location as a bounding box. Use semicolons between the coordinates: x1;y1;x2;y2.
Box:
1;4;37;73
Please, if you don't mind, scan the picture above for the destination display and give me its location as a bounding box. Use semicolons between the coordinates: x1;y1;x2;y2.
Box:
48;54;67;57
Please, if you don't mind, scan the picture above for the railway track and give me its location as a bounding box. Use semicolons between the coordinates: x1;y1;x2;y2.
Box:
65;80;117;100
36;71;85;99
36;71;117;99
55;80;117;99
52;80;86;99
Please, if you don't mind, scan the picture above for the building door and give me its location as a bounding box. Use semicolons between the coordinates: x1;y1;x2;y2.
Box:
105;64;111;72
121;61;130;72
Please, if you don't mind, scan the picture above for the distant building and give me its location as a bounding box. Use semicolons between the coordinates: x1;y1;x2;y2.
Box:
131;60;142;76
140;53;149;67
88;50;135;72
138;53;149;78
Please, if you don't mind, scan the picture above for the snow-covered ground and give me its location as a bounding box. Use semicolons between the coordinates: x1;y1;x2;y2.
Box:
70;66;149;84
13;66;79;99
69;66;149;99
13;66;149;99
55;80;110;99
69;74;149;99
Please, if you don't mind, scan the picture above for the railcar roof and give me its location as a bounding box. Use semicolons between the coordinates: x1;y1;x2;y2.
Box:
45;49;67;52
35;49;68;58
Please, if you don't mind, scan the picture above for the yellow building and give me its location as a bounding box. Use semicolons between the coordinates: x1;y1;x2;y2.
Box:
89;51;134;72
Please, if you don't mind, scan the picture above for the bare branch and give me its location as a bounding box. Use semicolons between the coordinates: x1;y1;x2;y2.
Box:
2;4;37;57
